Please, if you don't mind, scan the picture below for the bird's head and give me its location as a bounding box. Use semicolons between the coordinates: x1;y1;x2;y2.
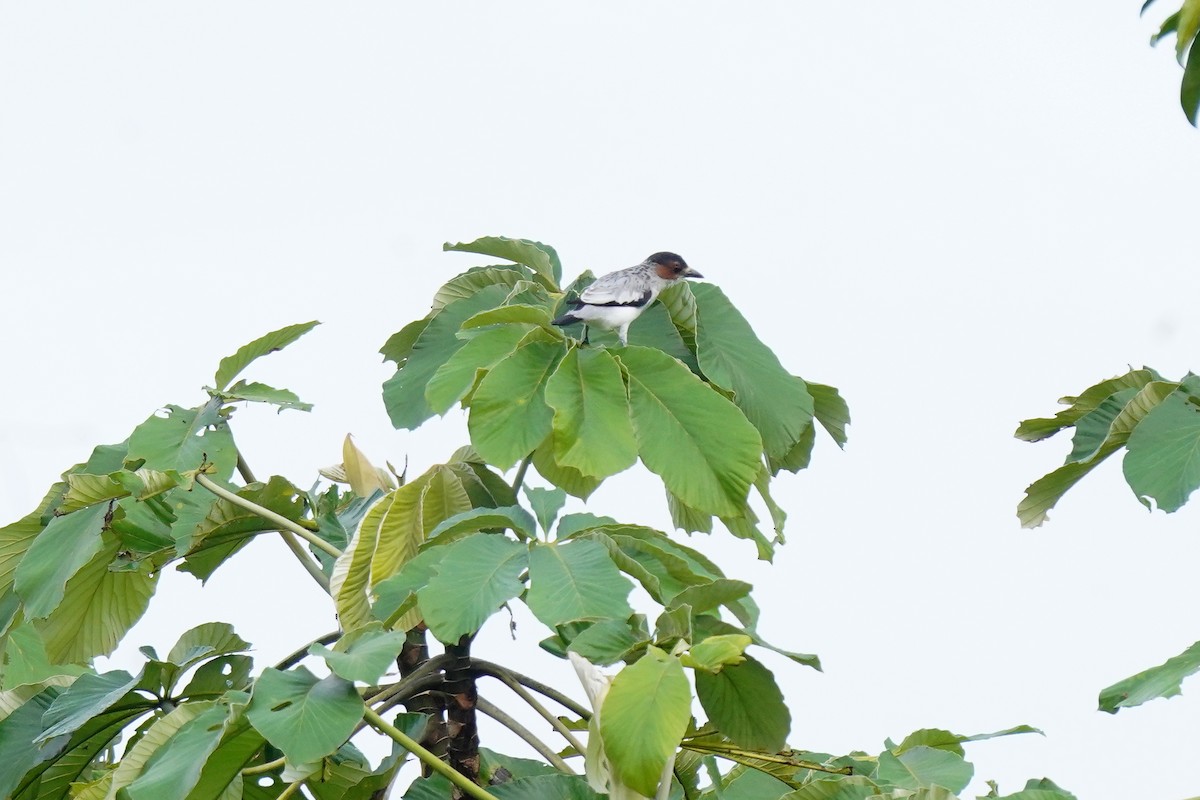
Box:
647;251;703;281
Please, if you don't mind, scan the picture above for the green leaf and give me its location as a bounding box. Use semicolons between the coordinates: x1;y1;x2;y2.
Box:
167;622;251;669
444;236;562;290
809;382;850;449
246;668;364;764
875;746;972;793
427;505;538;543
695;654;789;752
532;439;602;500
213;320;319;391
1177;0;1200;60
684;634;752;673
1124;391;1200;511
425;324;531;414
180;476;306;581
461;303;557;332
893;725;1041;757
432;265;533;311
565;619;649;666
0;623;86;691
34;532;157;664
35;669;142;743
693;284;814;460
383;285;512;430
554;513;618;539
0;687;61;798
180;654;253;699
600;647;691;797
1099;639;1200;712
544;347;639;480
525;540;634;628
778;777;883;800
524;487;567;536
310;625;407;684
1066;388;1138;463
14;503;110;619
468;342;565;470
694;615;821;672
488;774;604;799
619;346;763;516
380;317;431;365
219;380;313;412
1184;30;1200;124
418;534;529;643
1018;380;1179;527
0;505;48;601
127;402;237;480
1015;369;1159;442
669;579;753;616
119;700;244;800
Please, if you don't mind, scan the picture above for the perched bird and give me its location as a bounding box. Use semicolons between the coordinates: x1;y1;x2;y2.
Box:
552;252;703;346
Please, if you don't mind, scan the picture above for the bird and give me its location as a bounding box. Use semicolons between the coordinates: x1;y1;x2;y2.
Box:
551;252;703;346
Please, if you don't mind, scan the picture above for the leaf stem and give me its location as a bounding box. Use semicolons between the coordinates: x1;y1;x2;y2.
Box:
362;706;499;800
471;659;590;719
243;756;286;775
476;695;575;774
510;454;532;494
195;473;342;558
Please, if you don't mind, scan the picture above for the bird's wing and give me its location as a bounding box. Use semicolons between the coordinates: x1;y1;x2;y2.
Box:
578;272;653;307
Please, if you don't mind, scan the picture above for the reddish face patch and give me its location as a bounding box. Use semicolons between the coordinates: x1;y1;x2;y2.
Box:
654;261;684;280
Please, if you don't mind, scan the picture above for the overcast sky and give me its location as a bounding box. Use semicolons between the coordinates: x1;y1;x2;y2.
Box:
4;3;1200;798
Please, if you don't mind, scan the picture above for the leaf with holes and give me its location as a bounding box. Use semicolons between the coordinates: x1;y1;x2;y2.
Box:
246;668;364;764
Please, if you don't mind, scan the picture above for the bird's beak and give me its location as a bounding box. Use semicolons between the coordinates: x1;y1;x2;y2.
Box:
684;268;703;279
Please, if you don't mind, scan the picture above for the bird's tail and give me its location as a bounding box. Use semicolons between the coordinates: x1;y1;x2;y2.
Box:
551;312;581;327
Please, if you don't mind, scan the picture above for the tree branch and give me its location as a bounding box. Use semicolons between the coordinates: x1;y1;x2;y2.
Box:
471;659;590;719
510;455;532;494
274;630;340;671
362;707;499;800
476;695;575;774
476;666;586;754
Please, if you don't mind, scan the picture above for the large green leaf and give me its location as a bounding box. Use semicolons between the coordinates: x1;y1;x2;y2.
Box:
875;746;972;793
0;687;61;799
383;285;512;430
525;540;634;628
426;505;538;543
524;487;567;536
1183;29;1200;124
127;402;237;481
14;503;110;620
891;725;1041;757
246;668;363;764
417;534;529;643
808;382;850;449
1123;391;1200;512
695;654;789;752
34;533;157;664
565;618;649;665
1066;388;1138;463
619;346;762;517
532;439;602;500
213;320;320;391
1014;369;1159;442
444;236;562;290
468;341;565;470
1018;380;1179;527
179;476;306;581
0;505;48;600
0;624;86;692
1099;639;1200;712
778;777;883;800
119;700;241;800
600;647;691;797
106;700;214;798
218;380;312;413
544;347;638;480
425;324;531;414
432;265;533;311
488;774;604;799
310;625;408;684
35;669;142;743
693;284;814;461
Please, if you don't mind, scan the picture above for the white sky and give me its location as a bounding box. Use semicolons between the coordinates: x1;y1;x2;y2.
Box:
4;3;1200;798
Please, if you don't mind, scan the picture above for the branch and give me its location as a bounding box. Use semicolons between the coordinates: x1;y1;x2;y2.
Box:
274;631;340;671
471;659;590;719
476;666;586;754
195;473;342;559
242;756;286;776
362;707;499;800
476;695;575;774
